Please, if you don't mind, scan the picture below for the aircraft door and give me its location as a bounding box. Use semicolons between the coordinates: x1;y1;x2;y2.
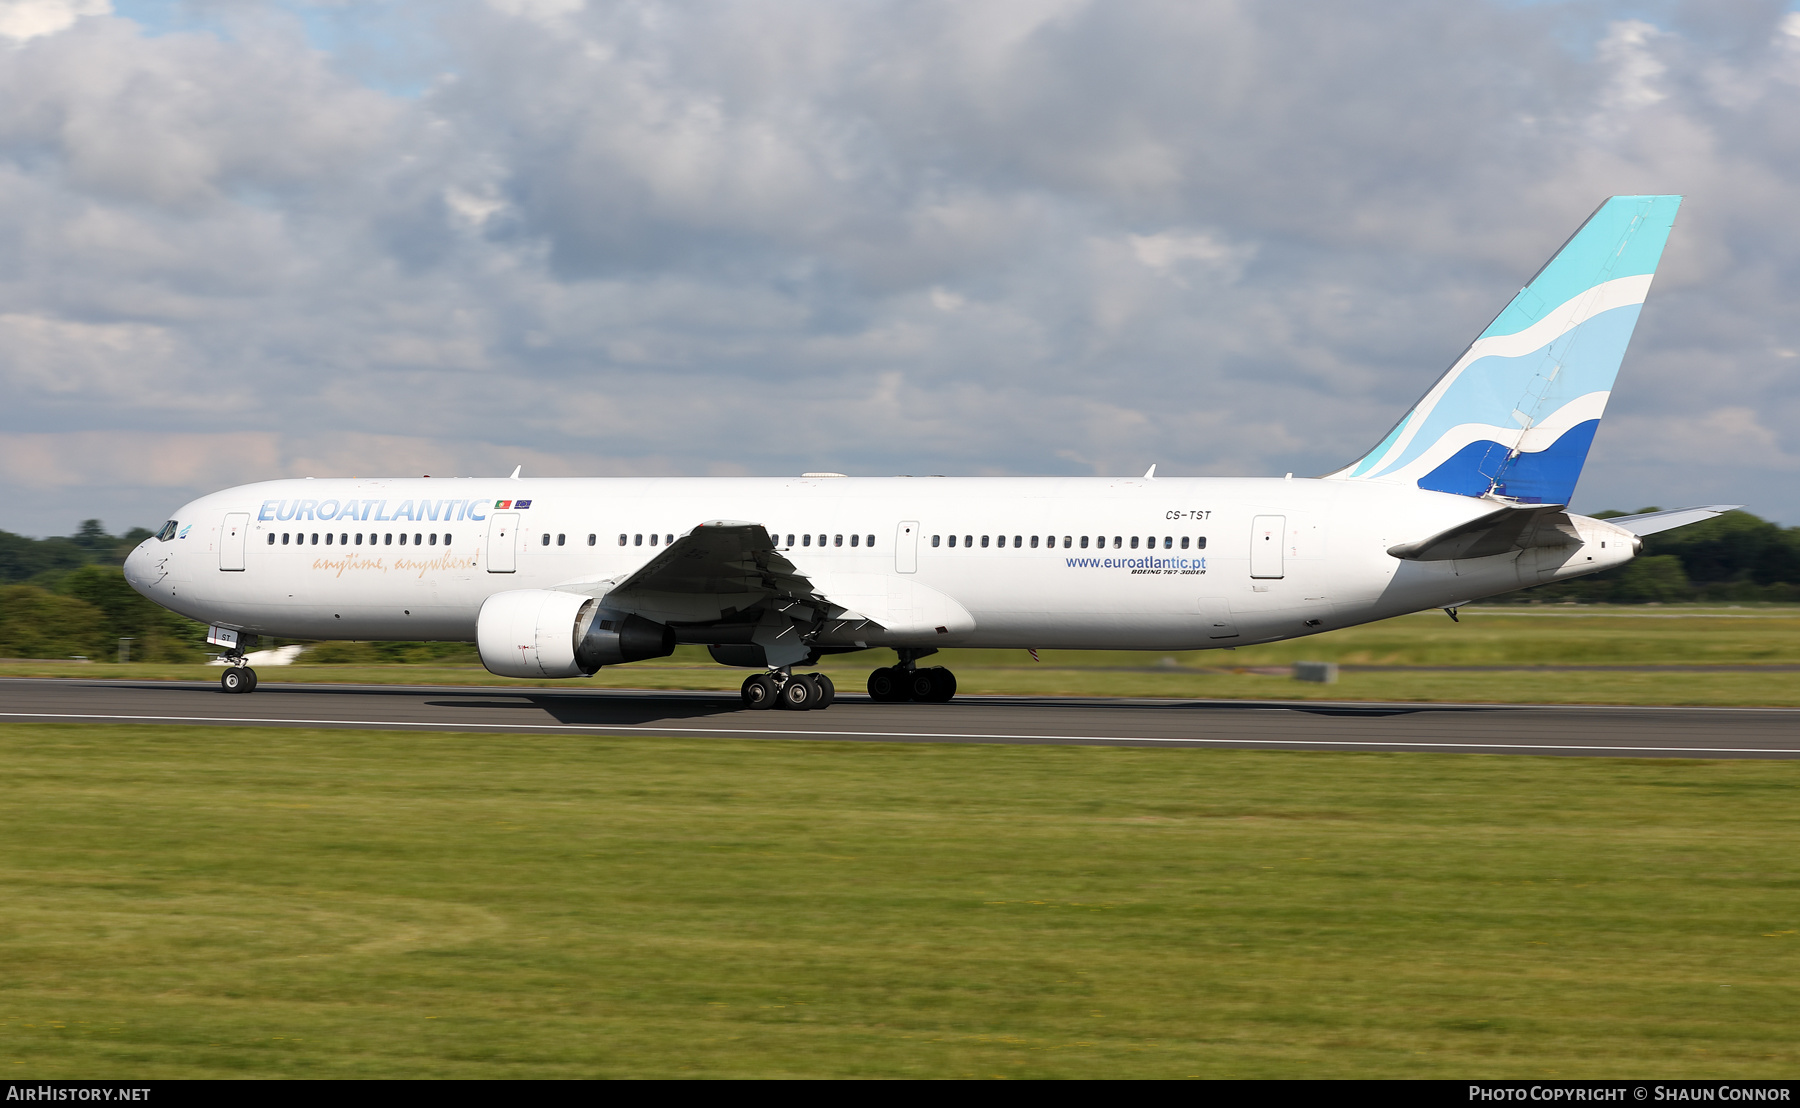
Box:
895;520;919;573
487;512;519;573
220;513;249;572
1250;515;1285;579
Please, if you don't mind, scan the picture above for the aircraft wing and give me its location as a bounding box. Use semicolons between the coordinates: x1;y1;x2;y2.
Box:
1603;504;1741;537
549;520;873;666
1387;502;1578;561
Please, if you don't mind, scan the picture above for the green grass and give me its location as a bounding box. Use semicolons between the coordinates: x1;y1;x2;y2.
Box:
6;608;1800;705
1;724;1797;1077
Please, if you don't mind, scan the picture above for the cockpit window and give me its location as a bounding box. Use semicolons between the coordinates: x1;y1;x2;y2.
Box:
155;521;178;542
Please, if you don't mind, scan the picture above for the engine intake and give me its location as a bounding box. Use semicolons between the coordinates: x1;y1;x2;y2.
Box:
477;589;673;678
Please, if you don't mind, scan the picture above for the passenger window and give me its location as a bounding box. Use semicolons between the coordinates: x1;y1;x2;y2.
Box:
964;535;972;547
947;535;955;547
932;535;940;547
981;535;990;548
650;534;658;547
866;535;874;547
1079;536;1088;549
588;534;596;546
850;534;859;547
282;533;289;545
355;534;363;545
666;534;673;545
1164;536;1172;549
818;534;826;547
1180;536;1190;549
557;534;566;546
267;533;275;545
834;534;843;547
1063;536;1071;548
415;534;422;546
444;534;452;545
1130;536;1139;549
1112;536;1121;549
341;533;349;545
1196;536;1207;550
1010;536;1018;548
786;534;794;547
399;533;408;545
324;533;332;546
634;534;642;546
1030;536;1039;548
307;533;315;545
803;534;811;547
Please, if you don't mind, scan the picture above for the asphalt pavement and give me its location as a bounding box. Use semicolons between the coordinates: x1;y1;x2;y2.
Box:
1;677;1796;758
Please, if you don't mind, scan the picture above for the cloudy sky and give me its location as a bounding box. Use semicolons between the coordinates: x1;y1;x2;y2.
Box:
1;0;1797;537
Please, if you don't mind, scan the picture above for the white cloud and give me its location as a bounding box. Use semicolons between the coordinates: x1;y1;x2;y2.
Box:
0;0;106;43
2;0;1800;535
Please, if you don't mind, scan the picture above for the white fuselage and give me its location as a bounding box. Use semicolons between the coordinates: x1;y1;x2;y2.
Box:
124;475;1636;653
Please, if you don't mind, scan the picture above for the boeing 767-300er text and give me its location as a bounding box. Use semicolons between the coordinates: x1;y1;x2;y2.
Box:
125;195;1735;708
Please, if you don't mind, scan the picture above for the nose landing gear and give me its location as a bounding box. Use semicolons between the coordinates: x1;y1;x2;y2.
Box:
219;659;258;694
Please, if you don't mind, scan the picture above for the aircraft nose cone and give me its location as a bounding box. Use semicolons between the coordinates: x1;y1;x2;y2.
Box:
123;542;155;595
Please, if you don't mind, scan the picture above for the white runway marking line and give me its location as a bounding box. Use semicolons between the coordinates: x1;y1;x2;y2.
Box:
4;711;1800;756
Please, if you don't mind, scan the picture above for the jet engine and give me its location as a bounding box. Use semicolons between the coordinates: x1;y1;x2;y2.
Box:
476;589;674;678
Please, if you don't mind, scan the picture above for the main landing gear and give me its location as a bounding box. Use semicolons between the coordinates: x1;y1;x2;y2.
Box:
741;670;837;711
218;656;258;694
867;648;956;703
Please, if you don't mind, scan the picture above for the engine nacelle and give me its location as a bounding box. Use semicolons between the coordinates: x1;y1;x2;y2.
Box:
476;590;674;678
574;609;677;670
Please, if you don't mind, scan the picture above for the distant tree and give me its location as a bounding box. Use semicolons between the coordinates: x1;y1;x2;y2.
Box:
54;566;207;662
1608;555;1691;603
0;586;108;659
0;532;89;583
72;520;112;555
1642;511;1798;586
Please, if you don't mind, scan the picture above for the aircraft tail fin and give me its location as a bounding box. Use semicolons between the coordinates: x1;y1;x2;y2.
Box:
1327;195;1682;503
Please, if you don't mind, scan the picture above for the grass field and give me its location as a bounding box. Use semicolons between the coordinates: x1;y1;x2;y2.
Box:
1;723;1797;1078
6;607;1799;706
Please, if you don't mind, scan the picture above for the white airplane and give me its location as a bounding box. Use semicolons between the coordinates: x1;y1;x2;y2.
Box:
126;194;1734;708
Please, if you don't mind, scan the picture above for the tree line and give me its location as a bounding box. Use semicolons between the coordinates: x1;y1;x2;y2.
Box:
1;511;1796;660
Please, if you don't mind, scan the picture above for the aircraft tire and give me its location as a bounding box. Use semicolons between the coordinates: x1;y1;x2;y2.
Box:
810;673;835;709
778;675;815;710
741;673;778;710
867;667;903;702
219;668;249;694
243;667;259;693
924;667;956;703
905;668;936;701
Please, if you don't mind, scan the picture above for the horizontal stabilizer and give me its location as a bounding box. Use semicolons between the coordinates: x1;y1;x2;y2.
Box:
1604;504;1741;537
1387;502;1577;561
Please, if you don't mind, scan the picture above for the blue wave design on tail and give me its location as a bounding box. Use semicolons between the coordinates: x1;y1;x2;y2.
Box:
1329;195;1681;504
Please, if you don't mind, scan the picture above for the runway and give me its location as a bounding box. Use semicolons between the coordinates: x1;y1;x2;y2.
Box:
1;677;1798;758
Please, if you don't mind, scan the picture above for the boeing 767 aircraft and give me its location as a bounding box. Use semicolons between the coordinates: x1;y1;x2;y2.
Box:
125;195;1733;709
